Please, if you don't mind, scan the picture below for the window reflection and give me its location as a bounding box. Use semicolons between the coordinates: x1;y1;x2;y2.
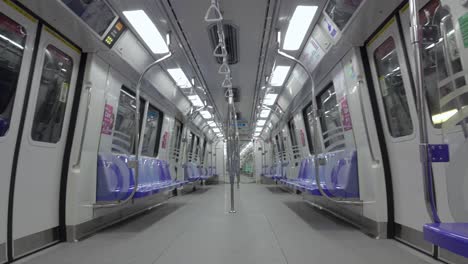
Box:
31;45;73;143
317;84;345;151
419;0;468;128
374;37;413;138
141;105;161;157
0;12;27;137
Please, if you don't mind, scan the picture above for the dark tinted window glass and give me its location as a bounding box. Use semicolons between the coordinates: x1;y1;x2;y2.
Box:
374;37;414;137
141;105;162;157
419;0;468;128
31;45;73;143
0;12;27;137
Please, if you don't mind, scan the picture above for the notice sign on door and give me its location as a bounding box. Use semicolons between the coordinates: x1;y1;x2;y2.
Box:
101;104;114;135
340;97;352;131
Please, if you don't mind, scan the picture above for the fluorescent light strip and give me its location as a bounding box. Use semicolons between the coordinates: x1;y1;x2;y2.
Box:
283;6;318;51
270;66;291;86
167;68;192;88
123;10;169;54
257;120;266;126
200;110;212;119
263;94;278;106
432;109;458;124
0;34;23;50
187;95;204;107
260;109;271;118
208;121;216;127
213;128;221;133
255;127;263;132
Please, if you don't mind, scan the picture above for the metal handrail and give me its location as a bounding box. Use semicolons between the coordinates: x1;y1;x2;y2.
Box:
356;80;380;166
73;83;92;169
409;0;440;222
204;0;223;22
94;52;173;208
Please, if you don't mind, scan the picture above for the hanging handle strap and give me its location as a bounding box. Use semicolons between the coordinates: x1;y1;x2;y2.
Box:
205;0;223;22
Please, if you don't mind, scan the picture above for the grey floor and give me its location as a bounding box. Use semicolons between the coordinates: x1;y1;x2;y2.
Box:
18;180;440;264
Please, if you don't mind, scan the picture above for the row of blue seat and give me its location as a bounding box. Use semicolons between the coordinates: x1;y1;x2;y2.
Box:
262;162;288;180
183;162;216;182
97;154;187;201
276;150;359;198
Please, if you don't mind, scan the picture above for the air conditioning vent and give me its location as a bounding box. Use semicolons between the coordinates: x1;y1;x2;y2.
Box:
209;23;239;65
224;87;239;102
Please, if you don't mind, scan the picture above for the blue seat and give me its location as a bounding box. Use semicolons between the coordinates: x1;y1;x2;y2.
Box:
424;223;468;258
184;162;201;182
160;160;186;189
96;153;135;201
327;151;359;198
0;117;9;137
280;150;360;198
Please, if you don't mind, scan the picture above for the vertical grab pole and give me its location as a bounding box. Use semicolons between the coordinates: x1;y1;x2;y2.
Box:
227;93;236;213
409;0;440;223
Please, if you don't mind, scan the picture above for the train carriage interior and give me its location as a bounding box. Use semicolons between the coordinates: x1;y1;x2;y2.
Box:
1;0;468;263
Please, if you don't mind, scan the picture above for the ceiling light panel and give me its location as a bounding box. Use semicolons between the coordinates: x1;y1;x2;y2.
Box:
213;128;221;133
270;66;291;86
123;10;169;54
257;120;266;126
188;95;204;107
283;6;318;50
263;94;278;106
260;109;271;118
200;110;212;119
167;68;192;88
208;121;216;127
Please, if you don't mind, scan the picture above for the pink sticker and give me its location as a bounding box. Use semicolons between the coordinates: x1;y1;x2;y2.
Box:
161;131;169;149
340;98;353;131
101;104;114;135
300;129;306;147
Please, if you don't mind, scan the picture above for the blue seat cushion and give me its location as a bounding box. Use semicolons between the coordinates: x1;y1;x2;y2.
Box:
424;223;468;258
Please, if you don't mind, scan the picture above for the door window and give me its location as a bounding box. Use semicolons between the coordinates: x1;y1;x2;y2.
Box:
31;45;73;143
317;83;346;151
0;12;27;137
303;103;315;154
374;37;414;137
141;105;162;157
419;0;468;128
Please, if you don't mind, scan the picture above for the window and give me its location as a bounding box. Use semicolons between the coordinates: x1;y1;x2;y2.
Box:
111;87;145;154
302;103;315;154
31;45;73;143
188;132;195;161
317;84;346;151
173;120;183;162
193;136;200;161
141;104;163;157
201;139;207;165
0;13;27;137
419;0;468;128
288;119;300;160
324;0;363;30
374;37;414;138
